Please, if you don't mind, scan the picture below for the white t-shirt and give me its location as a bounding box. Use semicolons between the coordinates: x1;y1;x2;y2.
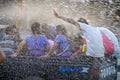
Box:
79;22;105;57
98;27;120;56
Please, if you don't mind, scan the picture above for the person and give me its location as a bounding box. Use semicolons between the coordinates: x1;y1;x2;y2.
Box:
0;26;17;54
0;48;6;63
53;10;105;58
40;24;73;59
11;22;50;58
41;23;55;40
49;23;56;40
12;25;21;41
71;34;87;57
41;23;55;48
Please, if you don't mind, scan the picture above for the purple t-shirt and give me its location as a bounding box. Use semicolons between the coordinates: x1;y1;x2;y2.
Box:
25;34;49;56
54;34;72;54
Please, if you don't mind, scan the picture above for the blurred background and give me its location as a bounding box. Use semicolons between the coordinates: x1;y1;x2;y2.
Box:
0;0;119;39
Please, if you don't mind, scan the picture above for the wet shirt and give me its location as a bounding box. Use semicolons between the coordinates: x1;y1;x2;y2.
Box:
25;34;49;55
0;34;16;54
54;34;72;54
79;22;104;57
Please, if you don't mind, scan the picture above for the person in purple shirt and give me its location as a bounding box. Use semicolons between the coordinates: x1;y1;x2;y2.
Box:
11;22;50;58
40;24;73;59
41;23;56;40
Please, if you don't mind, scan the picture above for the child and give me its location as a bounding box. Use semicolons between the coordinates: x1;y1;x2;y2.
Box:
40;24;73;59
71;34;87;57
11;22;50;58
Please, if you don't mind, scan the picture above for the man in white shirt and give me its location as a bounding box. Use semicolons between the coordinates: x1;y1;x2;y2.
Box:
54;10;105;58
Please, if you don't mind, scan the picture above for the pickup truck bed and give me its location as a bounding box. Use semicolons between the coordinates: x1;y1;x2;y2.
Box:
0;55;117;80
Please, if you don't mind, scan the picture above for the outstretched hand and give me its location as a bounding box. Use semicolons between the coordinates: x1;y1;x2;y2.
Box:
53;10;59;18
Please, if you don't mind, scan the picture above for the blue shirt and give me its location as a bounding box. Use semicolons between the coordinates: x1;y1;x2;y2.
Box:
54;34;72;53
25;34;49;55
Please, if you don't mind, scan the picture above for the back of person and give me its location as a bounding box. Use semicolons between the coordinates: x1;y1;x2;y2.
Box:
49;23;56;40
54;25;73;57
41;23;55;48
79;22;105;57
55;34;73;57
25;34;49;56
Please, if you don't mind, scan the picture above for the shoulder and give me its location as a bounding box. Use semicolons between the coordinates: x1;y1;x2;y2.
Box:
25;35;34;40
38;34;47;38
55;34;64;38
26;34;33;37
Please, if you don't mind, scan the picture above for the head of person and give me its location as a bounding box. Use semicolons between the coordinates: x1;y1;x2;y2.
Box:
72;34;83;51
49;23;56;35
78;18;89;24
41;23;50;34
55;24;67;35
31;22;41;35
5;26;14;35
11;25;18;34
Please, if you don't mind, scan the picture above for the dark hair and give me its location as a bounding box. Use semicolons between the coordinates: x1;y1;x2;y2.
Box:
73;35;83;45
5;26;13;34
41;23;49;34
31;22;40;34
78;18;88;24
12;24;16;28
56;24;67;35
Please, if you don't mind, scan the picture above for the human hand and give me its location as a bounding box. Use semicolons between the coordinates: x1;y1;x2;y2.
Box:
39;54;50;60
70;53;77;58
10;53;18;58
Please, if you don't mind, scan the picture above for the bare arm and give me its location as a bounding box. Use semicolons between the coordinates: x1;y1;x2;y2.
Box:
11;40;26;58
54;10;80;28
39;42;59;60
16;40;26;55
48;42;58;55
0;48;6;63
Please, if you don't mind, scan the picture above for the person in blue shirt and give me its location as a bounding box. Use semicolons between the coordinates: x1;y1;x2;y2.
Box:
40;24;73;59
11;22;50;58
41;23;56;40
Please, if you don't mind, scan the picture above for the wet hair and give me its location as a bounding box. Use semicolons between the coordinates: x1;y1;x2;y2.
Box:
41;23;49;34
78;18;89;24
5;26;13;35
12;24;17;28
56;24;67;36
31;22;40;34
73;35;83;45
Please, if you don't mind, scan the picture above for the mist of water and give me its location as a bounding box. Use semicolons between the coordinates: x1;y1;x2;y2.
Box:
0;0;109;38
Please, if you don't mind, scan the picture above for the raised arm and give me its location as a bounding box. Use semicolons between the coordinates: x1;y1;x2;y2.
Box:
11;40;26;58
54;10;80;28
